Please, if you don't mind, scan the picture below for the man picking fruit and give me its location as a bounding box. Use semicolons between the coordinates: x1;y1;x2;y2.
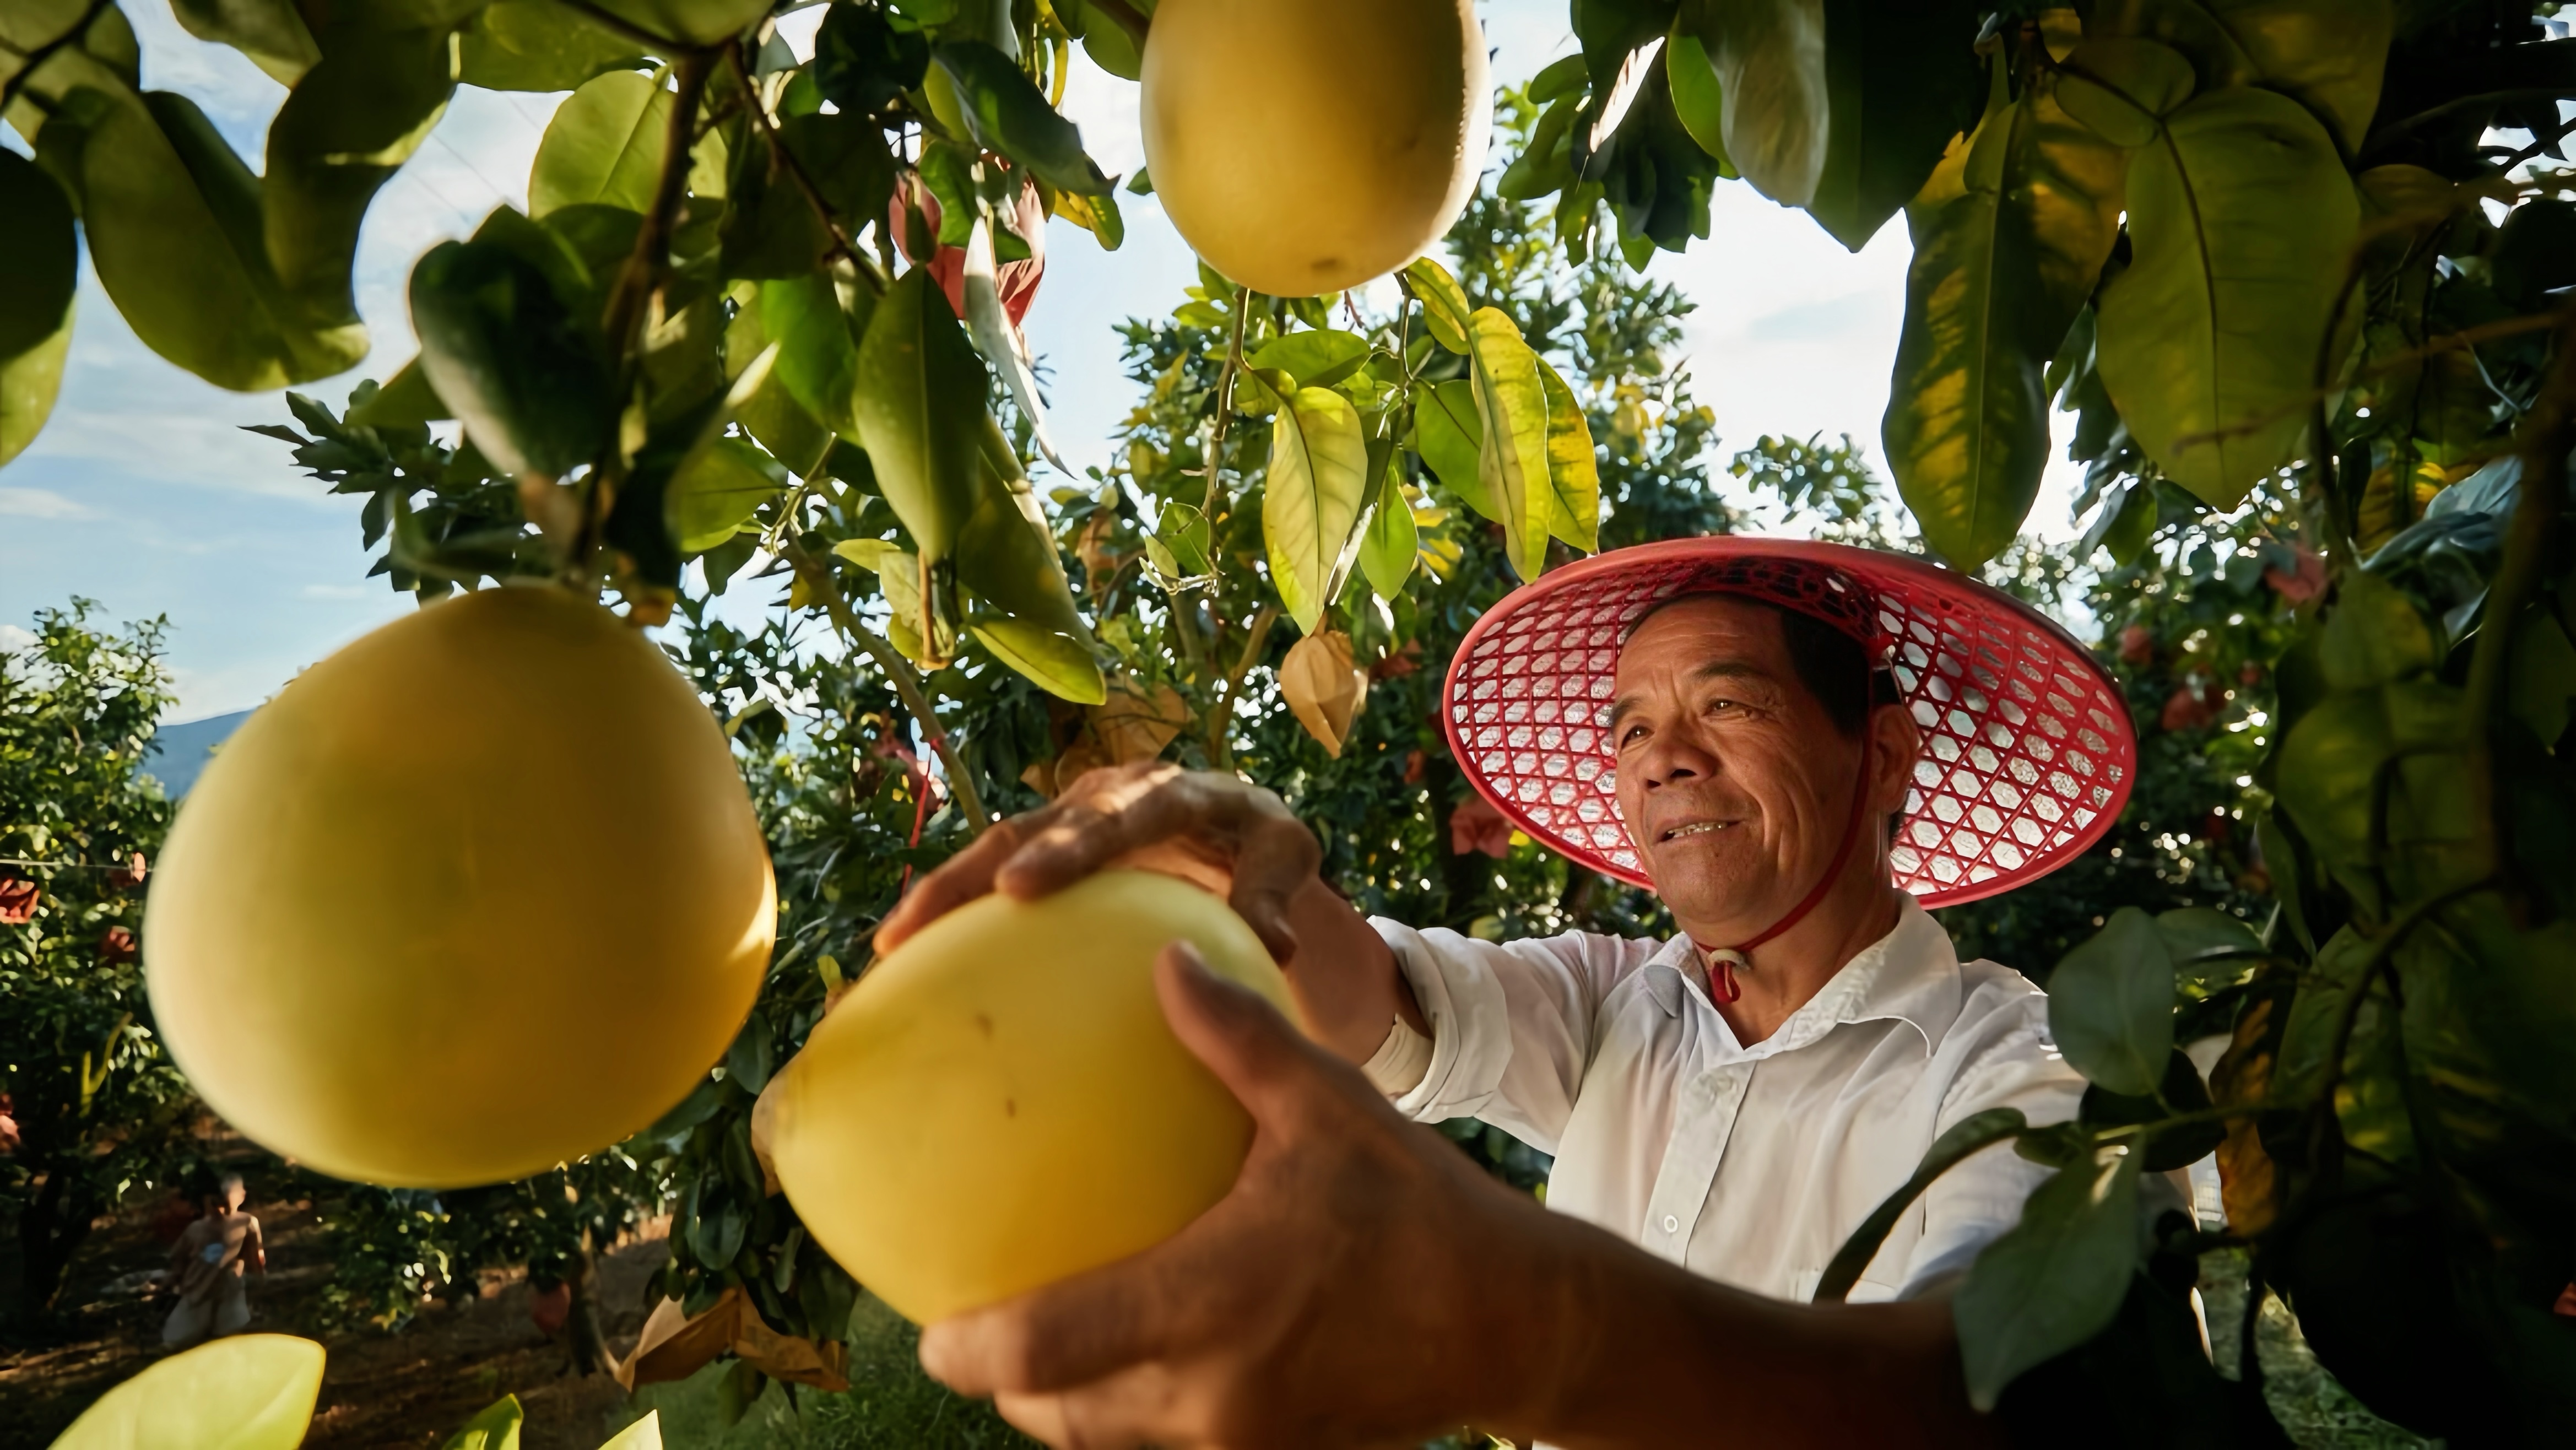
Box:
878;539;2140;1447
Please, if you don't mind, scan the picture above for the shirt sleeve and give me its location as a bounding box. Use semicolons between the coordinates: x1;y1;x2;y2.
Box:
1367;919;1664;1155
1896;992;2088;1300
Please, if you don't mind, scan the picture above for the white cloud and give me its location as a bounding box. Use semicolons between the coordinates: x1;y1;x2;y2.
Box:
0;624;35;652
0;487;93;520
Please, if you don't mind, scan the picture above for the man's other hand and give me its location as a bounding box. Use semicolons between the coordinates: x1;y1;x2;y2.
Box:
917;943;1561;1449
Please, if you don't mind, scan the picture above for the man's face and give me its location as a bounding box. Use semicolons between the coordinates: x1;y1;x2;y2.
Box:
219;1181;245;1213
1609;597;1887;943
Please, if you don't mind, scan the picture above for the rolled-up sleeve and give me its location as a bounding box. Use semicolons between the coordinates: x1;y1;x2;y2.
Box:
1368;921;1665;1156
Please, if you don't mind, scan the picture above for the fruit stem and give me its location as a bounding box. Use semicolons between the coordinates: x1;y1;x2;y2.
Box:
784;543;994;835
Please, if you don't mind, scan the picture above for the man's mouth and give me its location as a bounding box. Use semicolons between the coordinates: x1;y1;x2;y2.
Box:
1657;820;1735;843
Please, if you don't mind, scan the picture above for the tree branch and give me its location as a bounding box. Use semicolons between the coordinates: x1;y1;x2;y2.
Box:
722;40;889;295
1208;603;1277;771
783;542;992;835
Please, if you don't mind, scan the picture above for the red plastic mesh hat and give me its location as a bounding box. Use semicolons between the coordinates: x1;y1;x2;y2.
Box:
1442;537;2135;907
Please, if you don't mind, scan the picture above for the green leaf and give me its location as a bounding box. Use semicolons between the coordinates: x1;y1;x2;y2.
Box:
1070;0;1143;80
1815;1106;2027;1303
53;1333;324;1450
1359;484;1421;599
596;1407;664;1450
344;356;452;429
0;297;72;470
41;88;363;389
759;272;864;437
581;0;771;48
2047;907;2177;1096
2509;611;2576;746
1805;0;1983;251
2275;680;2469;892
931;41;1113;195
2093;86;2358;508
460;1;650;93
2319;568;2438;690
1410;378;1493;520
265;26;459;336
813;0;929;113
1144;499;1213;585
956;413;1104;703
531;68;671;217
1466;309;1556;582
441;1395;526;1450
2053;37;2198;147
1050;186;1123;250
170;0;321;88
1262;385;1370;633
853;267;988;565
1248;329;1371;391
723;288;834;475
2076;475;2158;565
1952;1144;2144;1411
2154;906;2265;969
0;148;76;363
1397;257;1473;355
1683;0;1829;207
1885;61;2125;569
2201;0;2394;155
1538;359;1599;553
1662;31;1733;169
666;435;788;552
409;238;615;479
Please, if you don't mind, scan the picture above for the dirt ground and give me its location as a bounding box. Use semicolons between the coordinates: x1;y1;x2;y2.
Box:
0;1182;671;1449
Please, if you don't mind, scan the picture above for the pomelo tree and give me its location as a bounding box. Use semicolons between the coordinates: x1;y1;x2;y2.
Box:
4;0;2573;1441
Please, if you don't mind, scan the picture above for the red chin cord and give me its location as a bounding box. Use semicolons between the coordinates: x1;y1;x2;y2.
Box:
1696;729;1875;1007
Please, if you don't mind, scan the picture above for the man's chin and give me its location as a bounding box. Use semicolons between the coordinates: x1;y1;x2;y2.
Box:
1639;853;1774;934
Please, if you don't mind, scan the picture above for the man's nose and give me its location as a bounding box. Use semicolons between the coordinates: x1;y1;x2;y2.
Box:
1637;729;1718;789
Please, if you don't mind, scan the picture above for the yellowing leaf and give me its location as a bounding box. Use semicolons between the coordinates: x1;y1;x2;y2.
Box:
441;1394;525;1450
1537;359;1599;553
53;1333;324;1450
595;1408;664;1450
2095;86;2358;507
1398;257;1473;355
1280;631;1367;758
1465;309;1554;582
1262;385;1369;632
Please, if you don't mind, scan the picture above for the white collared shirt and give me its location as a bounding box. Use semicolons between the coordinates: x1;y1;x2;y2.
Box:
1371;900;2087;1304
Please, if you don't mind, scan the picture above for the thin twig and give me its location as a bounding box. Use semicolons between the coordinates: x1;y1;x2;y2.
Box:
723;41;889;295
2365;87;2576;150
1202;286;1253;516
1208;604;1278;771
783;543;992;835
0;0;112;118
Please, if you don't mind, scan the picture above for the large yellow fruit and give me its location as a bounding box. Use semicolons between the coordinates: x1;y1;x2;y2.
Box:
1141;0;1490;297
770;870;1294;1323
145;586;774;1188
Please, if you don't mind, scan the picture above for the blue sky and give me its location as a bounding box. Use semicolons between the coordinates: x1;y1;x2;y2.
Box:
1;1;2096;722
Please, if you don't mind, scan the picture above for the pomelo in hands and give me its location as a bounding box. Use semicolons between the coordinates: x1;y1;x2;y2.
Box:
770;870;1296;1323
52;1333;324;1449
1141;0;1490;297
145;585;774;1188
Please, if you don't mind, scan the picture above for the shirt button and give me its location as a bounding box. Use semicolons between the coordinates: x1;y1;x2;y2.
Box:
1663;1215;1680;1234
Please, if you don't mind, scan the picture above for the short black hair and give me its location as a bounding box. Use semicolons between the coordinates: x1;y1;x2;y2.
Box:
1626;593;1896;738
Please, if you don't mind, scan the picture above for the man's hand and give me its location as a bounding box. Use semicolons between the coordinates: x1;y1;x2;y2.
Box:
877;763;1416;1062
918;943;1565;1448
879;764;1323;961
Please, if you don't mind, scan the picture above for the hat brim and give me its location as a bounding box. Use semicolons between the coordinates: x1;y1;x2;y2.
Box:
1441;538;2135;908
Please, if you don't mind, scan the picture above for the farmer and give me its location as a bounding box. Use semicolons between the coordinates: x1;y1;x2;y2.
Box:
879;539;2138;1446
162;1171;265;1349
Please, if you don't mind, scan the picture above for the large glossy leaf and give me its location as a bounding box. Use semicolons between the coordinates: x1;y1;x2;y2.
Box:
723;286;834;475
1410;378;1493;519
409;237;615;479
1466;309;1555;582
459;1;649;92
170;0;320;87
853;267;988;563
1262;384;1370;633
266;26;459;334
932;41;1113;195
1248;330;1371;390
0;149;76;362
1537;359;1599;552
531;69;713;217
53;1333;324;1450
2202;0;2394;155
1885;63;2123;568
665;435;788;552
1359;483;1422;599
2093;86;2358;507
2;2;137;142
583;0;771;47
2054;36;2198;147
2318;568;2438;690
759;273;863;438
958;417;1105;704
813;1;928;113
40;88;362;389
2276;679;2469;895
0;300;71;470
1805;0;1982;251
2047;907;2177;1096
1398;257;1473;355
1952;1144;2144;1410
1662;31;1733;169
1682;0;1828;207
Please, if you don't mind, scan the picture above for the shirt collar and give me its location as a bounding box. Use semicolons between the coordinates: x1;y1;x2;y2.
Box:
1655;897;1966;1060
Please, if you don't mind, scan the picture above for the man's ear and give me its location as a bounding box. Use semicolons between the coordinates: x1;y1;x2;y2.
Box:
1867;701;1919;816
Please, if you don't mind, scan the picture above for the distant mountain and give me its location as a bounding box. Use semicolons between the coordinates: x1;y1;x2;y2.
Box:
143;711;252;798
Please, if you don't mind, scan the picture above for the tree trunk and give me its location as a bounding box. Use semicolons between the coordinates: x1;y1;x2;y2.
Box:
10;1163;100;1332
564;1233;616;1377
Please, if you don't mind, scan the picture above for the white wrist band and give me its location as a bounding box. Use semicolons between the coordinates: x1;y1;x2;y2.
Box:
1360;1015;1434;1095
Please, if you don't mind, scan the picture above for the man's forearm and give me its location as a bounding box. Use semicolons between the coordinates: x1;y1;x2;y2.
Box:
1492;1209;1996;1448
1281;876;1422;1062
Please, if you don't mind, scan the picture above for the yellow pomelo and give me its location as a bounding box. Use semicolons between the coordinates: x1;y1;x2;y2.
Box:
1141;0;1491;297
770;870;1294;1323
145;586;774;1188
55;1333;324;1450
